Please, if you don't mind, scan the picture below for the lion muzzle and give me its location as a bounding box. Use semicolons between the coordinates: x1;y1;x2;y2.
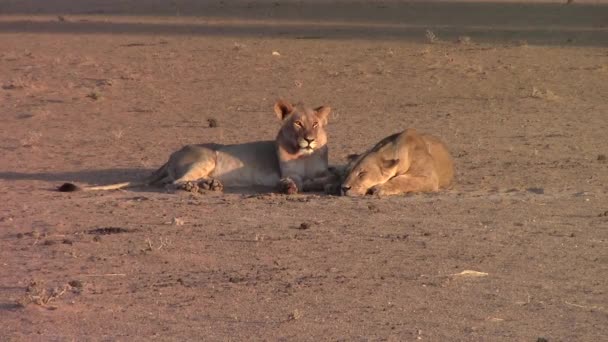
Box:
298;138;317;153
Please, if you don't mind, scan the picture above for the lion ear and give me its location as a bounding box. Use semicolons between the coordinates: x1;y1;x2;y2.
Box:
274;99;294;120
314;106;331;124
381;159;400;170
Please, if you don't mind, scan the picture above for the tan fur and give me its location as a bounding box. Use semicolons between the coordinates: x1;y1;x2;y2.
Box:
341;129;454;196
66;100;333;193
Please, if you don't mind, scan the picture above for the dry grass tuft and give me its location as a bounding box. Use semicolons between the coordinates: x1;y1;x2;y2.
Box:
425;30;439;44
457;36;472;45
530;87;560;101
17;280;69;307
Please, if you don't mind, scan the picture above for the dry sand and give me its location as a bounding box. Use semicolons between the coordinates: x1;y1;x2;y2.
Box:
1;1;607;340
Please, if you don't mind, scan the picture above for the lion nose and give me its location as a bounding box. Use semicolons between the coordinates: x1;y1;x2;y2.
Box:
304;137;315;143
340;185;351;195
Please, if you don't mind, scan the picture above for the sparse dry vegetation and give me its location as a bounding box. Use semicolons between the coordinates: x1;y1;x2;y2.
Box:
1;1;607;340
17;281;70;307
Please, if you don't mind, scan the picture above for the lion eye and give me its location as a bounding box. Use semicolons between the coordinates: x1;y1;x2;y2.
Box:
312;122;319;128
294;121;303;128
358;171;367;178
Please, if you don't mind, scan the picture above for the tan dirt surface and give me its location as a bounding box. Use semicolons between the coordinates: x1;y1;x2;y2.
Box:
1;1;607;340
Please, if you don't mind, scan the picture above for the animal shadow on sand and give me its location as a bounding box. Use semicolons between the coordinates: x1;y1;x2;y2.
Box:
0;169;280;195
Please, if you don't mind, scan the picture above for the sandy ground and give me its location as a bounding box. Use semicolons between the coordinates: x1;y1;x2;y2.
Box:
1;1;607;340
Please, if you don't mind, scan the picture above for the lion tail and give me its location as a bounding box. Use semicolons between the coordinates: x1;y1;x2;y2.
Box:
58;162;169;192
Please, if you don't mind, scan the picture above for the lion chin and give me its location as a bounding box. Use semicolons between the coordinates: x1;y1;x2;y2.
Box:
300;147;314;155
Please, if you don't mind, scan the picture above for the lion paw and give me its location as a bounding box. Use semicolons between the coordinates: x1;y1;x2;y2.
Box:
198;178;224;192
278;178;298;195
178;179;223;193
180;181;200;193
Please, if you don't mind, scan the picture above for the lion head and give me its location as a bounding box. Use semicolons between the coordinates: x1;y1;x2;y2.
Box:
340;133;401;196
274;99;331;156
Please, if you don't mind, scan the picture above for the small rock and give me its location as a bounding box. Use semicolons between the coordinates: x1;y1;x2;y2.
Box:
171;217;185;226
58;183;80;192
297;222;310;230
598;154;607;162
272;51;281;56
526;187;544;195
207;118;218;128
368;204;380;213
86;92;100;100
88;227;130;235
68;280;83;288
287;309;303;321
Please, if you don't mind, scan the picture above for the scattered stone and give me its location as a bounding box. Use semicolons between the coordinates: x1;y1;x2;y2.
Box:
86;92;100;100
272;51;281;56
68;280;83;288
368;204;380;213
62;239;73;245
58;183;80;192
207;118;218;128
87;227;131;235
171;217;185;226
287;309;303;321
228;276;244;283
598;154;607;162
526;187;544;195
297;222;311;230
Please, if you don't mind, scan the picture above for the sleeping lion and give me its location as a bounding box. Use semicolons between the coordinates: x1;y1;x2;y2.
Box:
340;128;454;196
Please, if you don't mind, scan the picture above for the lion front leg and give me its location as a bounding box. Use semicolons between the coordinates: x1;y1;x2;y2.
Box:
369;174;439;196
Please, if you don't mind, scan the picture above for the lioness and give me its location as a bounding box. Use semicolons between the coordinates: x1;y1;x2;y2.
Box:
59;100;335;194
340;129;454;196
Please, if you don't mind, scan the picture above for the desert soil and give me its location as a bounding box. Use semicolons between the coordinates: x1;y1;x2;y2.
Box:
1;1;607;341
